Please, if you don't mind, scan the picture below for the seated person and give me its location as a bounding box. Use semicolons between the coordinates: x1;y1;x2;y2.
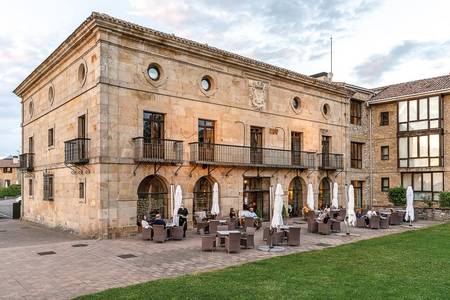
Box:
151;214;166;228
247;207;258;218
316;211;329;223
229;208;237;219
141;219;151;229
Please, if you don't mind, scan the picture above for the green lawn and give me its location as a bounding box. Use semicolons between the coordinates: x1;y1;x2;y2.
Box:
77;223;450;300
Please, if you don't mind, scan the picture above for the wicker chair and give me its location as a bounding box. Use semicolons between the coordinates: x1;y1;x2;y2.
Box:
369;215;380;229
153;225;167;243
240;227;256;249
307;218;318;233
209;220;220;234
244;217;255;229
227;218;237;230
267;230;284;246
225;232;241;253
287;227;301;246
171;226;184;240
380;217;389;229
318;221;332;235
389;212;402;225
202;235;216;251
142;227;152;240
331;220;341;232
356;217;367;228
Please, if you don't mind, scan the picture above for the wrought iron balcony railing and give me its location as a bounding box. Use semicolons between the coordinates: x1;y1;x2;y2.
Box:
189;142;315;169
133;137;183;164
64;138;90;164
19;153;34;171
317;153;344;170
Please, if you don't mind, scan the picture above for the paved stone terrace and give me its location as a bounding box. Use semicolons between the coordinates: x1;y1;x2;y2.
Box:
0;219;442;300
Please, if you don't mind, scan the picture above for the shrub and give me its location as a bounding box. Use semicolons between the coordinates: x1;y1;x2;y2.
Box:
439;192;450;208
0;184;21;198
388;186;406;206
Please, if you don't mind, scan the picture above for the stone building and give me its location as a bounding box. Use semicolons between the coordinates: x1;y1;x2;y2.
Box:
13;13;449;237
0;156;20;188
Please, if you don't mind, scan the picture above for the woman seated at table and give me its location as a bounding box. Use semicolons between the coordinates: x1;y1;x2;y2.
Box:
229;208;237;219
316;210;330;224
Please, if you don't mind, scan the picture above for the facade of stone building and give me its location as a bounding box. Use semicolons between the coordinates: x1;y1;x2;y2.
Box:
0;156;20;188
13;13;450;238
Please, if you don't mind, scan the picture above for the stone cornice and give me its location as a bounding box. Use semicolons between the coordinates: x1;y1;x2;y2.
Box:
14;12;353;99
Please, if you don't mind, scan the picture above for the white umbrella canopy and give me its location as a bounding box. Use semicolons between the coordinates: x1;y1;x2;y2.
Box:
347;184;356;226
271;183;284;228
211;182;220;216
332;182;339;209
173;185;182;225
307;183;314;210
405;186;415;222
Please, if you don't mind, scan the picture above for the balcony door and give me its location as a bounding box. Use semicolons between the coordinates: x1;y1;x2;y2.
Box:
250;126;263;164
321;135;331;167
291;132;303;165
28;136;34;153
198;119;215;162
143;111;165;159
77;115;87;160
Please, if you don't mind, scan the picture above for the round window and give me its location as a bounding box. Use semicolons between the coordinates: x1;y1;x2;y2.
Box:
201;76;211;91
78;63;86;84
147;65;160;81
292;97;301;110
48;86;54;104
323;103;330;116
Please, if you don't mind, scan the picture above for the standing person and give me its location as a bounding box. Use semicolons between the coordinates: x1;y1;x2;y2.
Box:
178;204;189;238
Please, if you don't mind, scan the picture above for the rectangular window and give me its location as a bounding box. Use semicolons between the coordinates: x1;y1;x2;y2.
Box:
143;111;164;140
398;134;442;168
398;97;442;132
78;115;86;138
79;182;85;199
351;142;363;169
352;180;364;208
380;112;389;126
3;167;12;173
350;99;362;125
381;146;389;160
43;174;54;201
48;128;54;147
402;172;444;201
29;179;33;196
381;177;390;192
5;180;10;187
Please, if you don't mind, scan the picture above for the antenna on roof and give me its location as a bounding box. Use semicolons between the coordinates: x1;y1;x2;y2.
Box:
328;35;333;81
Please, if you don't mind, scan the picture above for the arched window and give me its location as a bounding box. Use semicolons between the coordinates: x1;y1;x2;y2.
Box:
193;176;214;214
288;177;305;217
318;178;331;209
137;175;168;223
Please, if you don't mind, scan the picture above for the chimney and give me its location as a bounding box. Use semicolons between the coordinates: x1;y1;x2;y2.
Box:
310;72;332;82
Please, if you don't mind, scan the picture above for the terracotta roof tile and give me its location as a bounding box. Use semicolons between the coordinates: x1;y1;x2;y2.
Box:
0;159;19;168
371;74;450;101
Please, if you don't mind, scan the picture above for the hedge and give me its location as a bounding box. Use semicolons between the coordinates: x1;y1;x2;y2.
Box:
0;184;21;198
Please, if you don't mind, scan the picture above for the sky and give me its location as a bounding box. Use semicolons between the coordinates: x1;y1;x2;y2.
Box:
0;0;449;156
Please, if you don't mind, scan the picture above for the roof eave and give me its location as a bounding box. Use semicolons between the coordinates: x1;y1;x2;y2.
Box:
369;88;450;104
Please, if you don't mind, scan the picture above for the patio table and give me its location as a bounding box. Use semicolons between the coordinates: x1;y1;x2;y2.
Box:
217;230;241;236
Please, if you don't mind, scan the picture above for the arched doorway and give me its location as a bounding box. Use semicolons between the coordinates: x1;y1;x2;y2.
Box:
318;177;331;209
288;177;305;217
137;175;168;224
193;176;215;214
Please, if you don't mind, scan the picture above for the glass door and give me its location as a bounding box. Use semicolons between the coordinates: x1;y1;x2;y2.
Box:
143;111;164;159
322;136;331;167
291;132;303;165
243;177;270;221
198;119;215;162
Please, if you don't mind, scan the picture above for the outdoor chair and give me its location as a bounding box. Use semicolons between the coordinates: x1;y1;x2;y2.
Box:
356;217;367;228
142;226;152;240
331;219;341;232
287;227;301;246
267;230;284;246
240;227;256;249
202;235;216;251
307;218;318;233
225;232;241;253
244;217;255;229
263;227;270;241
318;221;332;235
209;220;220;234
153;225;167;243
226;218;237;230
380;217;389;229
171;226;184;240
338;209;347;220
369;215;380;229
389;212;402;225
194;215;208;234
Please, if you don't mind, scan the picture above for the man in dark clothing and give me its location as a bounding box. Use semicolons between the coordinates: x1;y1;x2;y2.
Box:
152;214;166;228
178;204;189;238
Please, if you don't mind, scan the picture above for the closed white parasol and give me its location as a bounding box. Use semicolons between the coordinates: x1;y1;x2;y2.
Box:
211;182;220;216
307;183;314;210
271;183;284;228
172;185;182;225
405;186;415;225
347;184;356;227
332;182;339;209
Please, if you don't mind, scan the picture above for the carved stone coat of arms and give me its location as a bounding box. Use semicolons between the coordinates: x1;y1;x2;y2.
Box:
248;80;268;111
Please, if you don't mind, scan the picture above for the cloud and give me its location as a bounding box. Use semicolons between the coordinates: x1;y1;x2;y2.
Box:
353;40;450;85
